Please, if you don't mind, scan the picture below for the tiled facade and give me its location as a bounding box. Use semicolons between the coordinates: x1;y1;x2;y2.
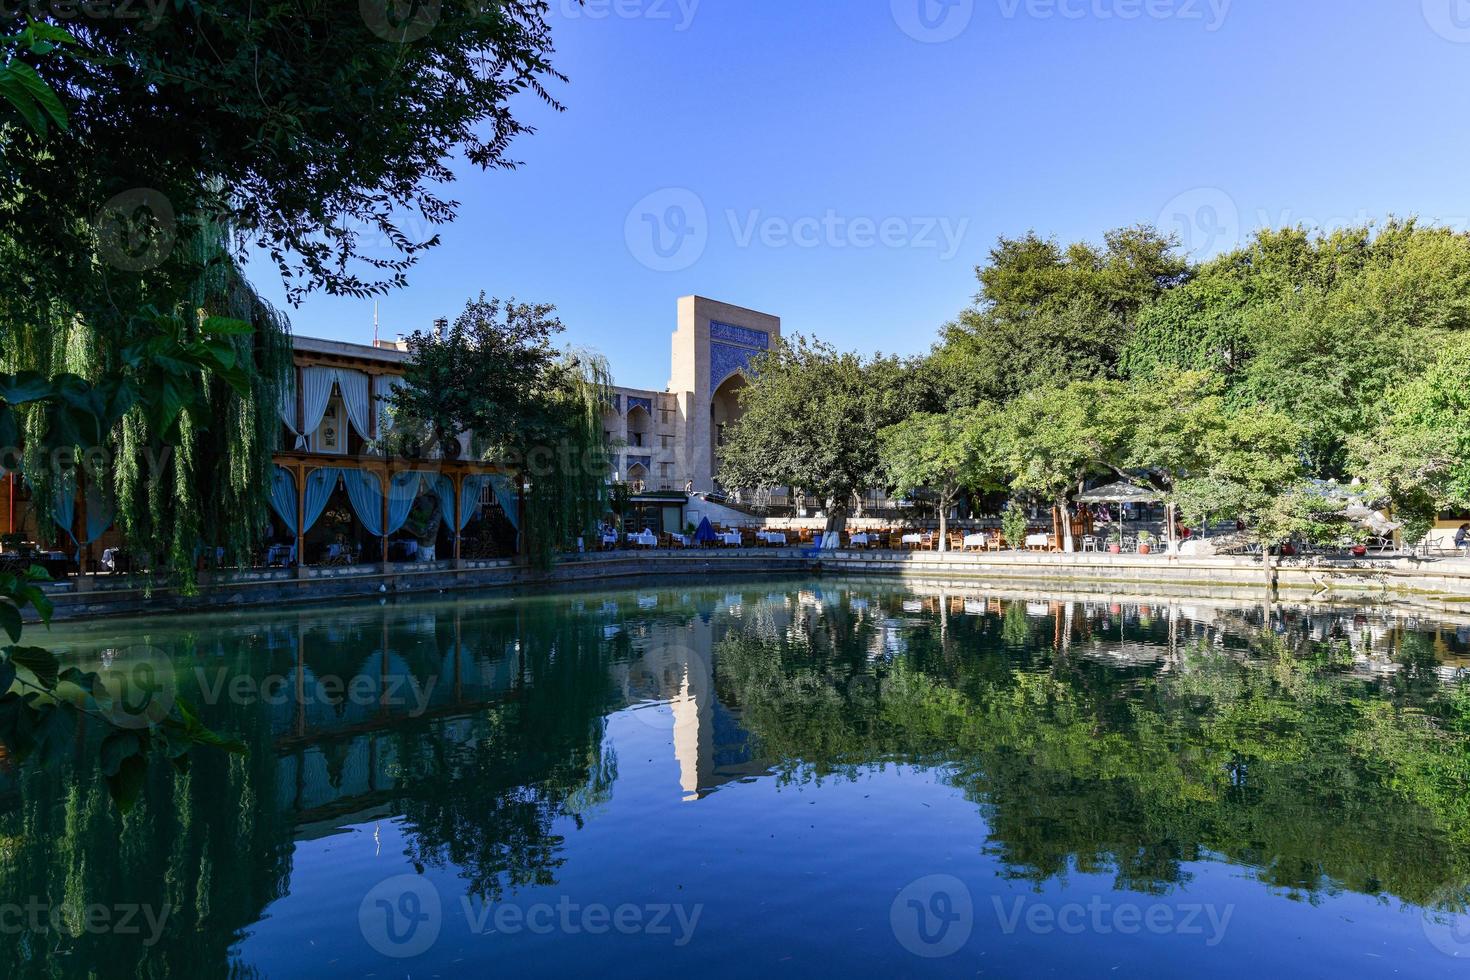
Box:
605;296;781;492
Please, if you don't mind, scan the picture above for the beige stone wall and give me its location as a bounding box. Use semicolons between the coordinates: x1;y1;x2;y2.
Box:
607;296;781;492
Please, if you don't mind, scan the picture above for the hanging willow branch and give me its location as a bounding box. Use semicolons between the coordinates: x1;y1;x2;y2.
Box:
523;349;613;570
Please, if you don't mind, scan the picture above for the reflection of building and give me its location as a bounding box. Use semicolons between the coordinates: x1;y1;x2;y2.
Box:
602;296;781;493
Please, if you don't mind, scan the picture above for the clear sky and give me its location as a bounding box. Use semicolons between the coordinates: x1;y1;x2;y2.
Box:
246;1;1470;390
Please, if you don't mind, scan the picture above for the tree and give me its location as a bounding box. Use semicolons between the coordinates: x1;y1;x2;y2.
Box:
933;226;1188;407
391;295;566;459
993;381;1125;552
718;337;911;535
3;2;570;309
879;405;1001;551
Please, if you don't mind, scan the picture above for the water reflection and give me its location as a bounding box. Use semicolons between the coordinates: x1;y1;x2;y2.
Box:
2;580;1469;976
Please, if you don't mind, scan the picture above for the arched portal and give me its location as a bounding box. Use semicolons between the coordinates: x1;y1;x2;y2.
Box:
709;373;747;490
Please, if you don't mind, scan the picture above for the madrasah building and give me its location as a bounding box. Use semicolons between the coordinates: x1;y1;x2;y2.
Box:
368;294;780;495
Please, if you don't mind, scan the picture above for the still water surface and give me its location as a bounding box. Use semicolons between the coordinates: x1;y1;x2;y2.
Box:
4;578;1470;977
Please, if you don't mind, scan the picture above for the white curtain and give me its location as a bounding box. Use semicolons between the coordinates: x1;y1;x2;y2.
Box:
298;366;337;450
281;368;402;450
335;369;373;442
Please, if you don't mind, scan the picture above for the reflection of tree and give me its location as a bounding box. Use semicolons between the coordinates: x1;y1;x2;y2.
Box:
0;701;291;979
391;604;621;901
717;601;1470;906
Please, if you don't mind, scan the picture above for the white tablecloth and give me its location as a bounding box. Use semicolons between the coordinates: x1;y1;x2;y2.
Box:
719;532;742;546
631;531;658;547
901;533;924;546
1026;533;1050;549
849;533;872;546
757;531;787;545
601;533;619;546
963;533;988;549
670;533;689;547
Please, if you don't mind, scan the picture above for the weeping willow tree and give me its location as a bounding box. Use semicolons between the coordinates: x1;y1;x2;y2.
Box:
521;351;613;569
0;222;293;592
392;297;612;570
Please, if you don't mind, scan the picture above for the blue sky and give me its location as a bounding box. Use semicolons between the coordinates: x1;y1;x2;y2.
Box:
246;1;1470;390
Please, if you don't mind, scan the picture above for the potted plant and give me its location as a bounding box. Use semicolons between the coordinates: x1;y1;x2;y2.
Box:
1137;530;1154;555
1001;500;1028;552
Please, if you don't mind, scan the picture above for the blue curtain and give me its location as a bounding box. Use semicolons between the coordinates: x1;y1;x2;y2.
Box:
269;466;337;536
490;475;520;529
435;475;491;532
269;467;298;533
343;470;425;537
48;476;113;554
303;469;338;534
388;472;425;535
342;468;385;537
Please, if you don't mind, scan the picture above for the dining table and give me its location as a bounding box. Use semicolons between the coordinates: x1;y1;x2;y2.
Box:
757;531;787;546
719;531;743;547
901;533;925;547
1025;533;1051;550
963;533;988;550
849;532;872;547
630;531;658;547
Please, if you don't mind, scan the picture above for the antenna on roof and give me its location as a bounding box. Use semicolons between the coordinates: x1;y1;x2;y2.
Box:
373;301;380;346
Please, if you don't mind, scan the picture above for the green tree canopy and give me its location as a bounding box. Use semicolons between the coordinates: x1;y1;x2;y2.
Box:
879;405;1002;549
718;337;912;526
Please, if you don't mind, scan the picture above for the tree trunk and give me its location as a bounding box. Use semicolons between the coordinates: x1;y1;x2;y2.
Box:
1058;498;1075;553
824;497;849;549
937;486;952;552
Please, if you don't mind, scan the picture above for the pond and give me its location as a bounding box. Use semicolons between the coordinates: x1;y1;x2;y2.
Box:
3;578;1470;977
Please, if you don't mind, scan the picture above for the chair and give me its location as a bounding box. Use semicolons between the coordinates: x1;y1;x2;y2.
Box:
949;532;965;551
1082;536;1097;553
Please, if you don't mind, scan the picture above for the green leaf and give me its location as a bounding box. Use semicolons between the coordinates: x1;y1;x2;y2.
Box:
3;59;66;130
100;729;142;776
0;660;14;695
0;371;53;404
0;601;21;644
105;753;148;813
200;316;253;336
6;646;58;689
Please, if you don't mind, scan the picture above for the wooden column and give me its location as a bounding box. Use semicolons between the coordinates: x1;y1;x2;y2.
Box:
294;364;305;442
517;477;527;564
451;473;463;561
380;469;390;565
295;465;307;574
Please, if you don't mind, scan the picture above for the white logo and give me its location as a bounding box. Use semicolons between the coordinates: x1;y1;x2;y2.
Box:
1423;880;1470;958
626;188;708;272
94;189;176;272
92;644;176;730
1424;0;1470;43
359;875;442;958
1158;187;1240;262
892;0;975;43
361;0;441;43
890;874;974;958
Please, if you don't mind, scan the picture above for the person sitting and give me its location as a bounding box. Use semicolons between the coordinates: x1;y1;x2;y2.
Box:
1455;523;1470;551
